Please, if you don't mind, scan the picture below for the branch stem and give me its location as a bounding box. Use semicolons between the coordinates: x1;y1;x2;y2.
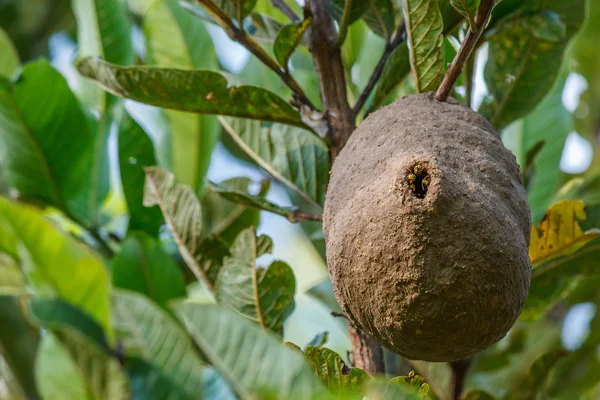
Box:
196;0;315;110
271;0;300;22
353;22;406;115
450;359;471;400
348;324;385;375
290;211;323;222
435;0;495;102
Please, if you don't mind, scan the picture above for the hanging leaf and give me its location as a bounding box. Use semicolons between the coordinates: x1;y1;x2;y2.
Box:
363;0;396;38
274;17;312;70
208;181;300;222
144;0;220;190
112;290;206;397
0;198;111;332
0;253;24;295
174;303;326;399
215;228;295;335
529;200;600;266
117;111;163;236
111;233;187;309
482;6;583;130
77;58;307;129
449;0;480;30
400;0;444;92
304;346;369;398
218;117;329;209
0;61;95;220
0;27;19;78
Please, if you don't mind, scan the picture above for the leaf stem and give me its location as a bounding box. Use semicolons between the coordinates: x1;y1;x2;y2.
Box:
195;0;315;110
335;0;353;48
270;0;300;22
353;22;406;115
461;0;478;32
435;0;495;102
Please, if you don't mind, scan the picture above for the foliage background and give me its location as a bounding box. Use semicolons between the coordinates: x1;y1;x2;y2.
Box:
1;0;600;399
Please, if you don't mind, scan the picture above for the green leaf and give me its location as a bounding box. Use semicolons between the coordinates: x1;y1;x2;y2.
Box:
0;27;19;78
219;117;329;209
174;303;326;399
76;58;307;129
390;372;430;399
304;346;369;398
0;198;111;332
112;290;206;397
400;0;444;92
215;228;295;335
482;7;582;130
209;181;299;222
111;233;187;309
0;60;95;219
126;358;191;400
364;379;422;399
307;332;329;348
72;0;134;112
117;111;163;236
143;167;213;289
213;0;258;21
449;0;480;30
362;0;396;38
274;18;312;69
249;13;285;43
0;296;40;400
505;349;566;400
331;0;369;24
462;390;497;400
144;0;220;190
0;253;25;295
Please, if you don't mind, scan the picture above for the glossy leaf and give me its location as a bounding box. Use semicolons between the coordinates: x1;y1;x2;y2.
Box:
529;200;600;265
362;0;396;38
112;290;205;397
0;60;95;219
111;232;187;309
304;346;369;398
77;58;307;128
0;253;24;294
215;228;295;335
0;27;19;78
174;303;326;399
219;117;329;209
483;6;584;130
209;180;298;222
117;111;163;236
400;0;444;92
144;0;220;189
274;18;312;69
0;198;111;331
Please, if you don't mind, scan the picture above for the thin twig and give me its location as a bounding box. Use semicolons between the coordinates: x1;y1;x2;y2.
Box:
291;211;323;222
335;0;353;48
271;0;300;22
353;22;406;115
195;0;315;110
435;0;495;102
450;359;472;400
331;311;349;320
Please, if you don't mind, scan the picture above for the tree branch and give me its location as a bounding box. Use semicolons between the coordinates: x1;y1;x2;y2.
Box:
450;359;471;400
435;0;495;102
291;211;323;222
195;0;315;110
353;22;406;115
348;324;385;375
271;0;300;22
335;0;353;48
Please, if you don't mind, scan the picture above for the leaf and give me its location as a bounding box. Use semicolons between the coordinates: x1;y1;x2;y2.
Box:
112;290;206;397
144;0;220;189
364;379;422;400
529;200;600;265
208;180;299;222
215;228;296;335
117;111;163;236
0;296;40;400
390;372;430;399
0;253;24;294
0;60;95;219
126;358;191;400
482;7;582;130
0;27;19;78
249;13;285;43
461;390;497;400
362;0;396;38
307;332;329;348
0;198;111;332
111;233;187;309
400;0;444;92
143;167;210;288
174;303;326;399
304;346;369;398
213;0;258;21
505;349;566;400
274;18;312;69
450;0;480;30
330;0;370;24
219;117;329;209
76;58;307;129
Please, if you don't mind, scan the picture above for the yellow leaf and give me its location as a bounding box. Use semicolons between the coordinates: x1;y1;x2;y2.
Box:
529;200;600;265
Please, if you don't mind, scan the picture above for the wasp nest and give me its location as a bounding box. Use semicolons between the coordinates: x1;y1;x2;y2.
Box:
324;93;531;362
